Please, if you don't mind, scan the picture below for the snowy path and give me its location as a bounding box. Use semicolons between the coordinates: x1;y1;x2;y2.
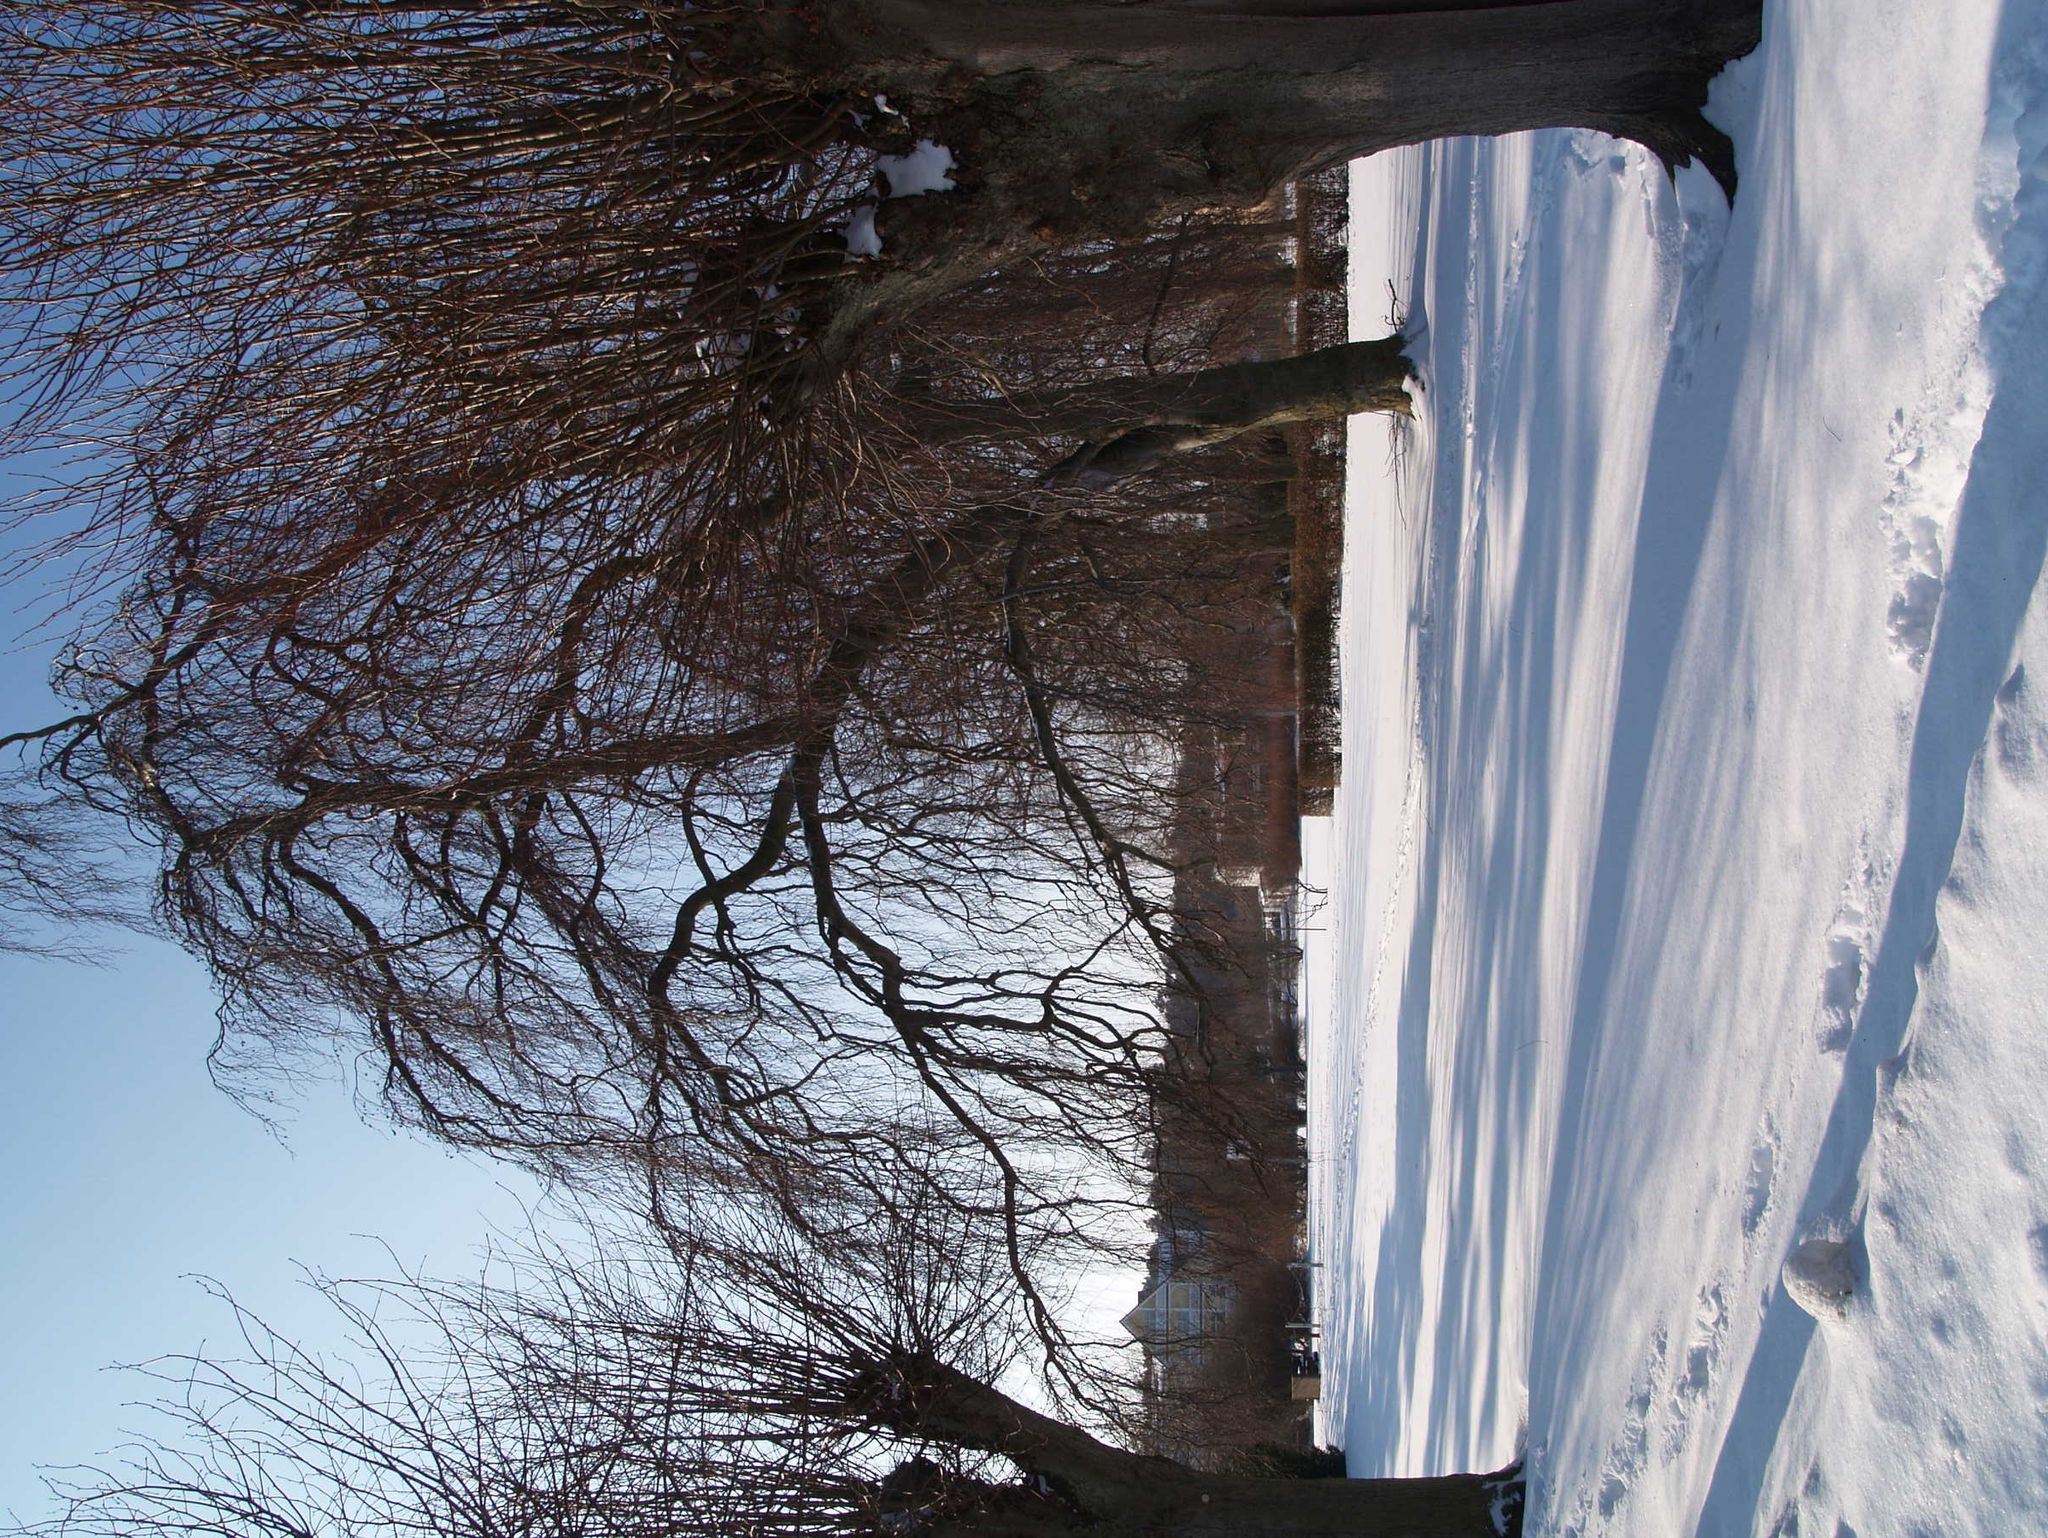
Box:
1306;2;2048;1533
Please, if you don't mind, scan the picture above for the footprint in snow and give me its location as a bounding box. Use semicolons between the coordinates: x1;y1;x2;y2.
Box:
1677;1284;1727;1404
1655;1284;1729;1457
2027;1223;2048;1284
1743;1133;1778;1240
1819;867;1874;1053
1819;931;1865;1053
1886;530;1944;665
1767;1461;1852;1538
1594;1328;1666;1516
1880;406;1951;668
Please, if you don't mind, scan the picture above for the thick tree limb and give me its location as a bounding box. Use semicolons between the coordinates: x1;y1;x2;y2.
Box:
902;338;1412;465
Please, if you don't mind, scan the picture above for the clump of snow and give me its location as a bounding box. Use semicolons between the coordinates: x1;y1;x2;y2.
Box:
1484;1473;1525;1536
840;139;957;257
1780;1238;1857;1322
877;140;956;198
844;204;881;258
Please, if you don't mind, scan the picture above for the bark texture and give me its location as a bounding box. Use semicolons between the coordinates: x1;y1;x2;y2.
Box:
908;338;1413;487
865;1353;1518;1538
788;0;1762;354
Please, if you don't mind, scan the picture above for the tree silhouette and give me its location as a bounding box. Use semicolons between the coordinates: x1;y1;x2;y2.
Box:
0;0;1752;1363
18;1201;1522;1538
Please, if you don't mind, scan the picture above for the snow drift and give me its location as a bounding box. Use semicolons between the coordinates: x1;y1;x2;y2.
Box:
1307;1;2048;1533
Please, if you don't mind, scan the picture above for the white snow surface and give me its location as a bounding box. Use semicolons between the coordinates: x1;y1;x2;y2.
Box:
845;204;882;258
1306;1;2048;1533
878;139;957;197
842;140;958;258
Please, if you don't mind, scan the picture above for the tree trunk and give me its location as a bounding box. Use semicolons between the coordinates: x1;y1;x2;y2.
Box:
925;339;1412;440
907;338;1411;486
856;0;1757;189
786;0;1760;359
927;1474;1508;1538
869;1354;1516;1538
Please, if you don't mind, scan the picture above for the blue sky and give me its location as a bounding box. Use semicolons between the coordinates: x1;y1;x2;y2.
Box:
0;532;542;1522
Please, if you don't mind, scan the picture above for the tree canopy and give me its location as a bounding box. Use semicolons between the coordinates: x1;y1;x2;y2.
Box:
0;0;1757;1398
0;3;1409;1296
17;1200;1522;1538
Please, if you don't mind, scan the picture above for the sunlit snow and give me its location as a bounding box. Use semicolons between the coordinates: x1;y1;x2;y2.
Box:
878;139;957;198
1307;1;2048;1533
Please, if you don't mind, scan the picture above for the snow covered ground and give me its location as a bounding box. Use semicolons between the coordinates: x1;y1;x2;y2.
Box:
1304;1;2048;1533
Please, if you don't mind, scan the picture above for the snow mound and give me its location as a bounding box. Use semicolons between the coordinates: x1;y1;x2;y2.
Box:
1778;1239;1856;1323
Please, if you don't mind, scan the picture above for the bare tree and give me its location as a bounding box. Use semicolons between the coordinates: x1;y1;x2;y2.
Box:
0;44;1372;1335
0;8;1742;1511
0;1;1758;423
0;0;1749;1376
18;1202;1521;1538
